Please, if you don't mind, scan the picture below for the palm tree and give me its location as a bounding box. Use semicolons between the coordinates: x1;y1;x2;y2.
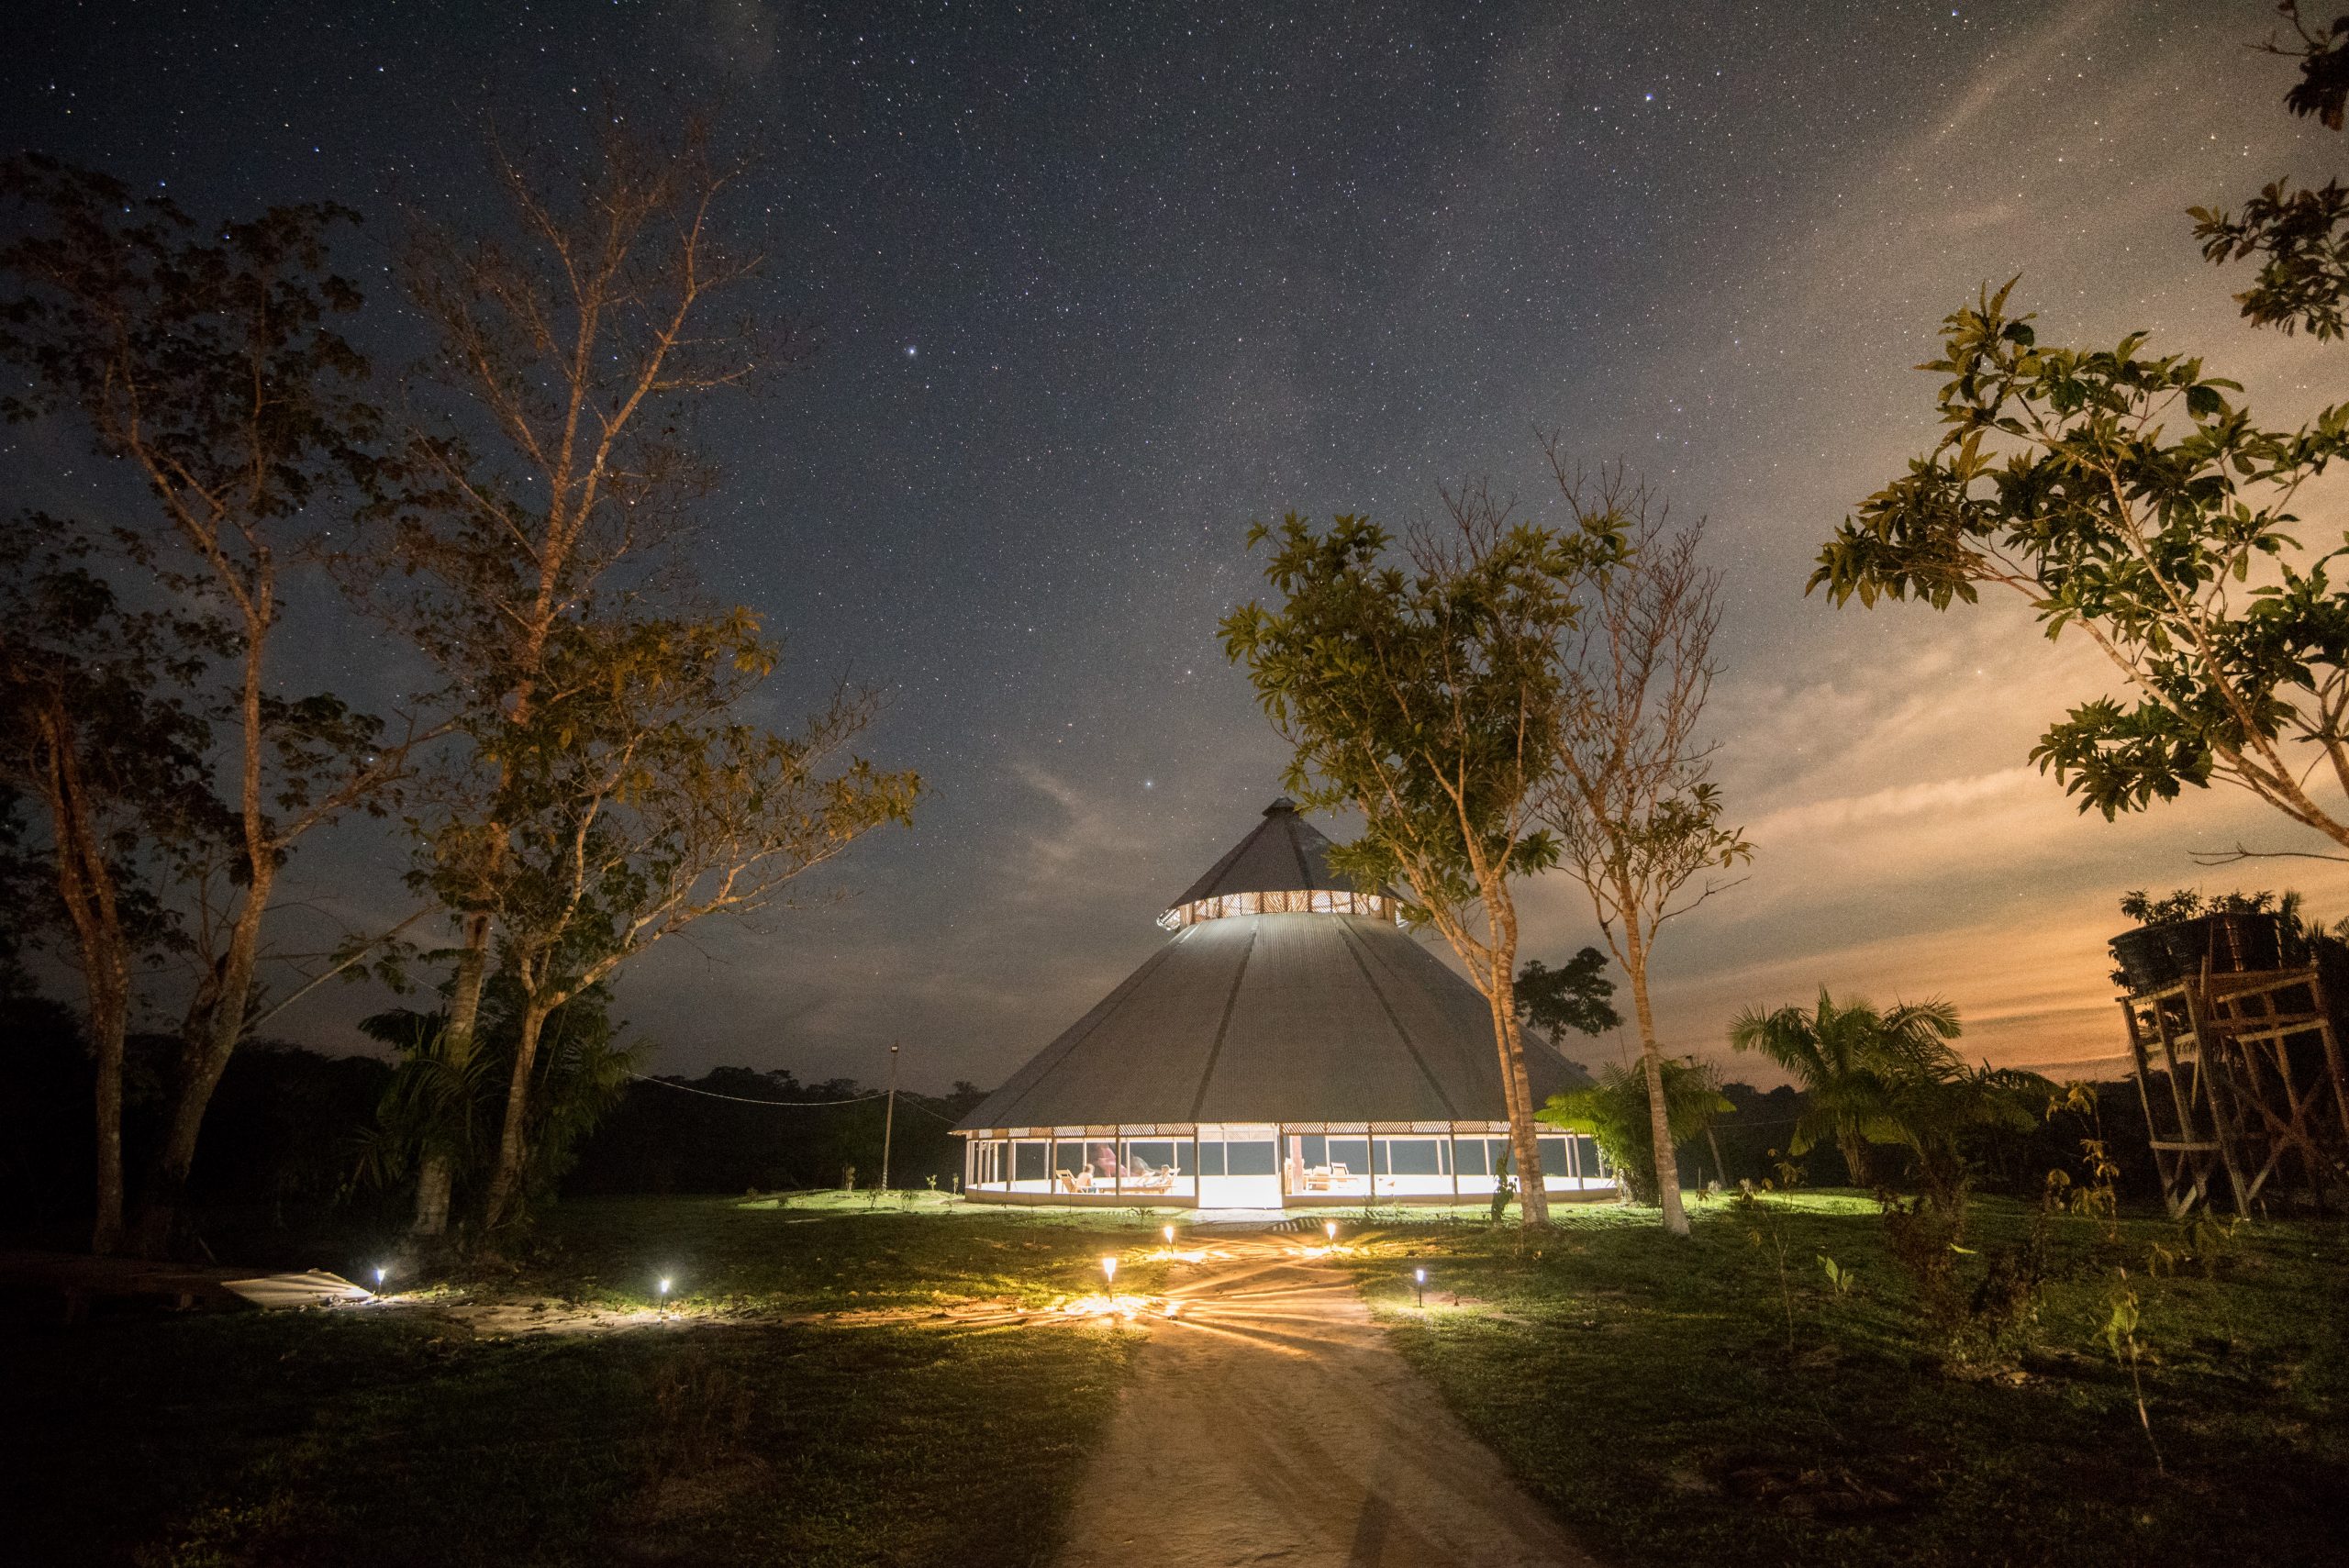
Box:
1727;989;1962;1187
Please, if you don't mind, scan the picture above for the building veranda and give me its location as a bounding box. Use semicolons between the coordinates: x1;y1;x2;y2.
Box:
956;798;1615;1209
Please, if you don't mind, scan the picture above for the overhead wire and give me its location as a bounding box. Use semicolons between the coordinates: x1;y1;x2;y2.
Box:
624;1072;968;1122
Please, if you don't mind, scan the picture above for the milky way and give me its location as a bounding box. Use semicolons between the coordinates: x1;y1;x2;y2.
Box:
6;1;2345;1090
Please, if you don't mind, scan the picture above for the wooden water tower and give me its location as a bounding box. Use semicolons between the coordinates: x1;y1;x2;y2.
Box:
2111;911;2349;1217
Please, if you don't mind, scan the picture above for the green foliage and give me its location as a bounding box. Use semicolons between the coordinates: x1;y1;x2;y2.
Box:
1731;989;1944;1181
1222;495;1625;1227
356;979;640;1228
1220;505;1619;923
1813;279;2349;835
2101;1268;2166;1473
1513;946;1620;1041
2192;5;2349;337
1540;1057;1729;1206
1820;17;2349;855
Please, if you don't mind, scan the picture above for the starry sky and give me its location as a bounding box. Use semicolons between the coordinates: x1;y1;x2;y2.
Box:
8;0;2349;1093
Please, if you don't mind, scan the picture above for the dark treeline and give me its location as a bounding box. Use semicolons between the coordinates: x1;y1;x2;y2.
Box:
569;1071;989;1196
0;993;983;1251
1687;1079;2162;1206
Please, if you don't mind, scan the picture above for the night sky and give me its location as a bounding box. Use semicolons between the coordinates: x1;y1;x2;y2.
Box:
8;1;2348;1093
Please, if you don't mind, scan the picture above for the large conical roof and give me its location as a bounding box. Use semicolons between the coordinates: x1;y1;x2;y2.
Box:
957;799;1591;1132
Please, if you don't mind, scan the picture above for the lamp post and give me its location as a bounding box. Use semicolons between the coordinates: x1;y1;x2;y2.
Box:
878;1042;901;1195
657;1276;673;1318
373;1265;387;1294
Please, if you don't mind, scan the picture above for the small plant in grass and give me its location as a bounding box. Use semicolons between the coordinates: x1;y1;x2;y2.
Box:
1818;1252;1859;1299
1734;1151;1807;1351
2102;1269;2165;1474
1489;1149;1516;1223
2046;1082;2122;1242
1879;1169;2051;1370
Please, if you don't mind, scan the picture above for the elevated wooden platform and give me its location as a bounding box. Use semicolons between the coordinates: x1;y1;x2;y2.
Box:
2119;959;2349;1218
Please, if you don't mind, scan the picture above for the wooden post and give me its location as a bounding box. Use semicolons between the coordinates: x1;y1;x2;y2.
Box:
2310;965;2349;1155
2181;980;2254;1218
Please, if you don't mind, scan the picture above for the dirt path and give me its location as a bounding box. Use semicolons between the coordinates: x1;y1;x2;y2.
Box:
1055;1235;1596;1568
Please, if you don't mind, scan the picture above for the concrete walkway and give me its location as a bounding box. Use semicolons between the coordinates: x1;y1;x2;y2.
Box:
1055;1236;1596;1568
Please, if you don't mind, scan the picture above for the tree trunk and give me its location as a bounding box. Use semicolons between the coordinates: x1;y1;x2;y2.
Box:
1624;919;1688;1237
478;993;551;1232
127;864;273;1258
36;710;133;1254
1481;890;1550;1227
84;964;128;1254
410;1155;455;1240
410;913;491;1239
1839;1131;1874;1190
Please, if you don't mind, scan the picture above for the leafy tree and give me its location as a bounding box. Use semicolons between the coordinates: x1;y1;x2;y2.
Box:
0;519;225;1251
1813;282;2349;851
1539;1057;1729;1207
0;157;430;1254
1514;946;1620;1046
1224;488;1622;1226
470;610;915;1233
2193;4;2349;338
1539;457;1751;1237
350;118;806;1240
1819;15;2349;864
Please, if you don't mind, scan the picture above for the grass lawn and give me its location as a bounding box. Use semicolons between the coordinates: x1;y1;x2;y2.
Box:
1344;1193;2349;1568
2;1195;1174;1568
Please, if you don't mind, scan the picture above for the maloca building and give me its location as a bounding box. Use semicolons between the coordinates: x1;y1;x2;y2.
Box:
954;797;1615;1208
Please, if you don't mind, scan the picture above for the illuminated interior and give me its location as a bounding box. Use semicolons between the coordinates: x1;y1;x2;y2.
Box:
960;1124;1610;1207
1158;887;1398;929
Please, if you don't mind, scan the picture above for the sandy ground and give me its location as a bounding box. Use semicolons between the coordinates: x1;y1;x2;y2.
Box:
1054;1237;1597;1568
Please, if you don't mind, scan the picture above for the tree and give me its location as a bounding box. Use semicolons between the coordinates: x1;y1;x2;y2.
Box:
2192;4;2349;338
0;519;224;1251
1538;458;1751;1237
1223;490;1623;1227
1728;989;2042;1207
0;157;429;1254
355;977;637;1229
1727;989;1966;1188
1514;947;1621;1046
1819;16;2349;864
470;610;916;1233
1813;282;2349;855
1539;1057;1729;1207
355;117;779;1239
